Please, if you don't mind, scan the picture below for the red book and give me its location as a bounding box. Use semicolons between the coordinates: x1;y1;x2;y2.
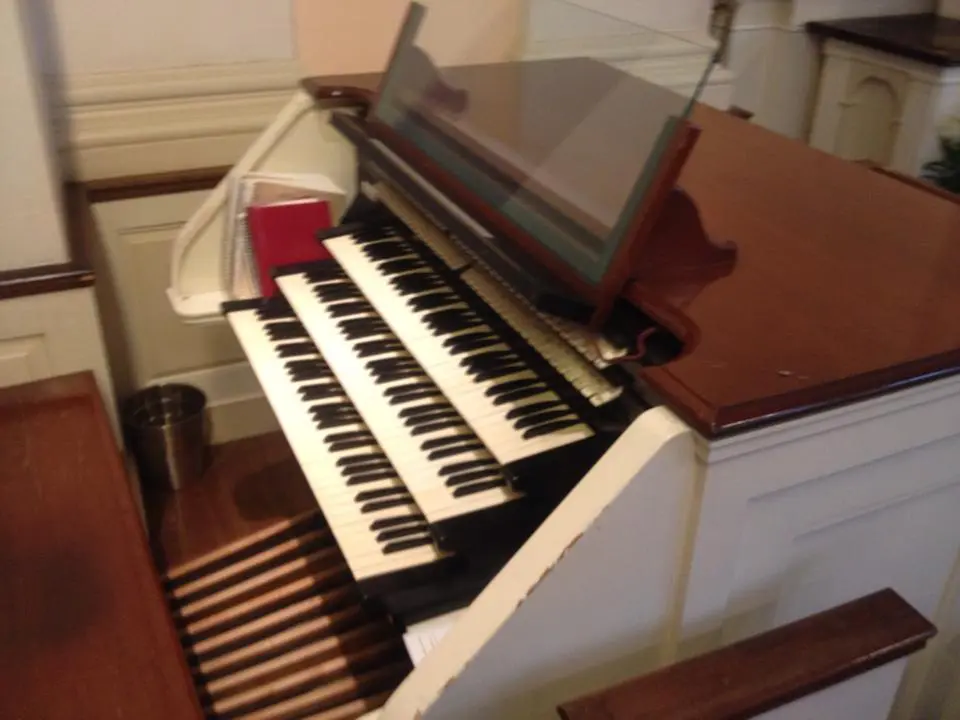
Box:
246;200;332;297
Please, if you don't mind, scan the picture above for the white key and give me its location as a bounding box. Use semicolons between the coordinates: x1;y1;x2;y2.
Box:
276;273;521;523
226;307;447;582
320;236;594;466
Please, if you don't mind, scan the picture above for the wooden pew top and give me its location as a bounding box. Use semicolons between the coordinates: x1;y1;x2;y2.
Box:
0;373;202;720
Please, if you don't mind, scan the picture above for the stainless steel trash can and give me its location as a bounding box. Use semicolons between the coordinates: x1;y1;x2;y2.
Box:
123;383;207;492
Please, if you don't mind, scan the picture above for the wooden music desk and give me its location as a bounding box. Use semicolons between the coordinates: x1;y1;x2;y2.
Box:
0;372;202;720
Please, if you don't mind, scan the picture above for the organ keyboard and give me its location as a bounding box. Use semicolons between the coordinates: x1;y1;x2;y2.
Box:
164;2;960;719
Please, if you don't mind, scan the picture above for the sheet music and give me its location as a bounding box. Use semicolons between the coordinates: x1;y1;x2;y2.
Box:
222;172;347;300
402;609;464;666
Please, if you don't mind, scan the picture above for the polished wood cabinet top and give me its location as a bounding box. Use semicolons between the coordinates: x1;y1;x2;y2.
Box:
650;102;960;435
0;373;202;720
305;59;960;436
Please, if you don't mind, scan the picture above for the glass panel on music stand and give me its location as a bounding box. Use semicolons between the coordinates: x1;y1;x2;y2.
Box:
373;0;716;287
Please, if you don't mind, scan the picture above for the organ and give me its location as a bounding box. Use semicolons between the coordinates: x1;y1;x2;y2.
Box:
166;2;960;718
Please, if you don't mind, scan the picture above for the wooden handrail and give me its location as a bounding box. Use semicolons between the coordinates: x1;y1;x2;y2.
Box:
558;589;935;720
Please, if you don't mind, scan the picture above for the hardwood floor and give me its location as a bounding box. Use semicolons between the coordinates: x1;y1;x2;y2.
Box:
148;431;317;571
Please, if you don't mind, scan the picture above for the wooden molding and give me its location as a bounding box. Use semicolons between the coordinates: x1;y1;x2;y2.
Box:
61;60;299;180
557;589;936;720
0;183;94;301
0;169;227;302
85;166;229;204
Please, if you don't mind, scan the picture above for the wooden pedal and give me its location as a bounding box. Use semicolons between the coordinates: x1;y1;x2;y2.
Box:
162;511;411;720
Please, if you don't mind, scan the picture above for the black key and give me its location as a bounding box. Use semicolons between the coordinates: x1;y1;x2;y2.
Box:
439;458;498;476
399;402;449;419
388;388;444;405
286;357;328;371
492;385;548;405
324;430;373;444
314;285;363;302
300;386;341;403
448;335;502;355
445;467;502;487
327;301;374;318
354;228;397;243
289;366;333;382
452;478;508;497
408;292;462;311
505;400;564;420
364;242;412;260
316;415;362;430
427;442;485;461
339;317;388;334
522;418;585;439
329;437;377;451
403;408;458;427
442;331;496;349
363;497;416;513
485;377;543;397
383;536;434;553
257;302;295;321
342;461;394;477
383;381;435;398
370;514;425;531
473;364;529;382
276;341;316;358
300;384;342;401
343;326;391;341
355;339;404;357
513;409;575;430
411;418;465;436
311;402;355;418
355;486;408;502
345;470;397;486
393;276;447;296
375;369;423;385
376;525;429;542
378;258;427;275
304;262;346;282
421;434;476;451
287;367;333;383
423;307;481;328
461;351;521;373
265;321;307;340
366;357;419;372
337;452;389;468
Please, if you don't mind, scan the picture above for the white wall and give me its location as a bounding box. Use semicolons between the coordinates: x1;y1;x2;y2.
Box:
726;0;935;139
942;0;960;18
41;0;293;75
0;0;69;272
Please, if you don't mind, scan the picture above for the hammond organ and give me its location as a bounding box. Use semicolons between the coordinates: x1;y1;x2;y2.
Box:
169;4;960;719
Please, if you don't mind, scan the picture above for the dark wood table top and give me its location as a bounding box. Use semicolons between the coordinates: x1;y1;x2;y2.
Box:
305;59;960;436
0;373;202;720
807;13;960;67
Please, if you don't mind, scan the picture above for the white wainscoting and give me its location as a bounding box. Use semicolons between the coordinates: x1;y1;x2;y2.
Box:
0;287;116;428
679;374;960;720
92;191;275;443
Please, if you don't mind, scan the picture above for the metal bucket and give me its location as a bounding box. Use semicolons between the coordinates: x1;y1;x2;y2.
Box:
122;383;207;493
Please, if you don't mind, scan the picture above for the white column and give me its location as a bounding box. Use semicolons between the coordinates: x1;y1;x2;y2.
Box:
0;0;68;272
